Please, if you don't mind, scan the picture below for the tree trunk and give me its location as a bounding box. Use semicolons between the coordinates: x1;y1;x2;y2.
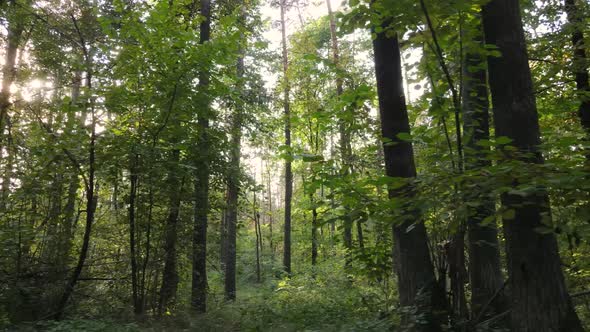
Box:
191;0;211;313
267;165;274;258
461;15;506;324
326;0;353;267
159;149;182;314
0;0;23;210
482;0;584;330
254;191;262;283
280;0;293;275
564;0;590;160
53;68;97;320
372;26;443;331
311;192;318;266
128;153;141;316
224;27;245;299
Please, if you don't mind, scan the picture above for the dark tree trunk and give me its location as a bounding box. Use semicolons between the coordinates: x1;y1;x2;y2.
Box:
140;185;153;314
280;0;293;275
267;166;275;258
159;149;181;314
253;191;262;283
128;153;142;316
446;232;468;325
461;16;506;324
356;221;364;249
224;31;245;300
482;0;584;330
191;0;211;313
564;0;590;160
372;27;443;331
311;193;318;266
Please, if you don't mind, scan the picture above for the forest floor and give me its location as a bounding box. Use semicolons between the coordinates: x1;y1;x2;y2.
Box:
12;269;395;332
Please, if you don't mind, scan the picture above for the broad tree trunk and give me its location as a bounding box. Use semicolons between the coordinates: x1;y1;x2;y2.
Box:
482;0;584;330
191;0;211;313
372;27;443;331
280;0;293;275
461;16;506;324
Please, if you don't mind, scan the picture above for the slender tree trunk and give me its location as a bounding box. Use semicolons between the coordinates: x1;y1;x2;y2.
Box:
461;16;506;325
564;0;590;160
159;149;181;314
192;0;211;313
280;0;293;275
326;0;353;267
267;165;274;258
128;153;141;316
311;192;318;266
224;27;245;300
253;191;262;283
53;68;97;320
372;26;443;331
0;0;23;210
482;1;584;330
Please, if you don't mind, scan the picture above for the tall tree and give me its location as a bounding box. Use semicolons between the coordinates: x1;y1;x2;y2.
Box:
564;0;590;157
481;0;584;330
325;0;353;266
192;0;212;313
224;16;246;300
0;0;24;209
53;15;98;318
280;0;293;274
461;14;506;324
159;147;182;314
371;15;443;331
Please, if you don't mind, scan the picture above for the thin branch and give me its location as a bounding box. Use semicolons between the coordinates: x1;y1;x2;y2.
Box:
420;0;463;172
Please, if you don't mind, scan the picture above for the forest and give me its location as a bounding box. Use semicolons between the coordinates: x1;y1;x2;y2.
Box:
0;0;589;330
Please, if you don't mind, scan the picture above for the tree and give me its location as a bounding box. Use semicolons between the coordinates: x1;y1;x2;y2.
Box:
0;0;24;209
192;0;212;313
460;12;506;324
482;0;584;330
564;0;590;158
280;0;293;275
371;14;443;331
224;6;247;300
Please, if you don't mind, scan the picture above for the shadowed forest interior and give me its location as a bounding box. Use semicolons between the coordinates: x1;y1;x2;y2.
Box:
1;0;590;331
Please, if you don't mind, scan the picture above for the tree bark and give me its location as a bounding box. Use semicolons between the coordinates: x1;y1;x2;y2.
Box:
564;0;590;160
128;153;141;316
461;15;506;324
253;191;262;283
482;0;584;330
191;0;211;313
0;0;23;209
224;21;245;299
280;0;293;275
372;26;443;331
159;149;182;314
326;0;354;267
